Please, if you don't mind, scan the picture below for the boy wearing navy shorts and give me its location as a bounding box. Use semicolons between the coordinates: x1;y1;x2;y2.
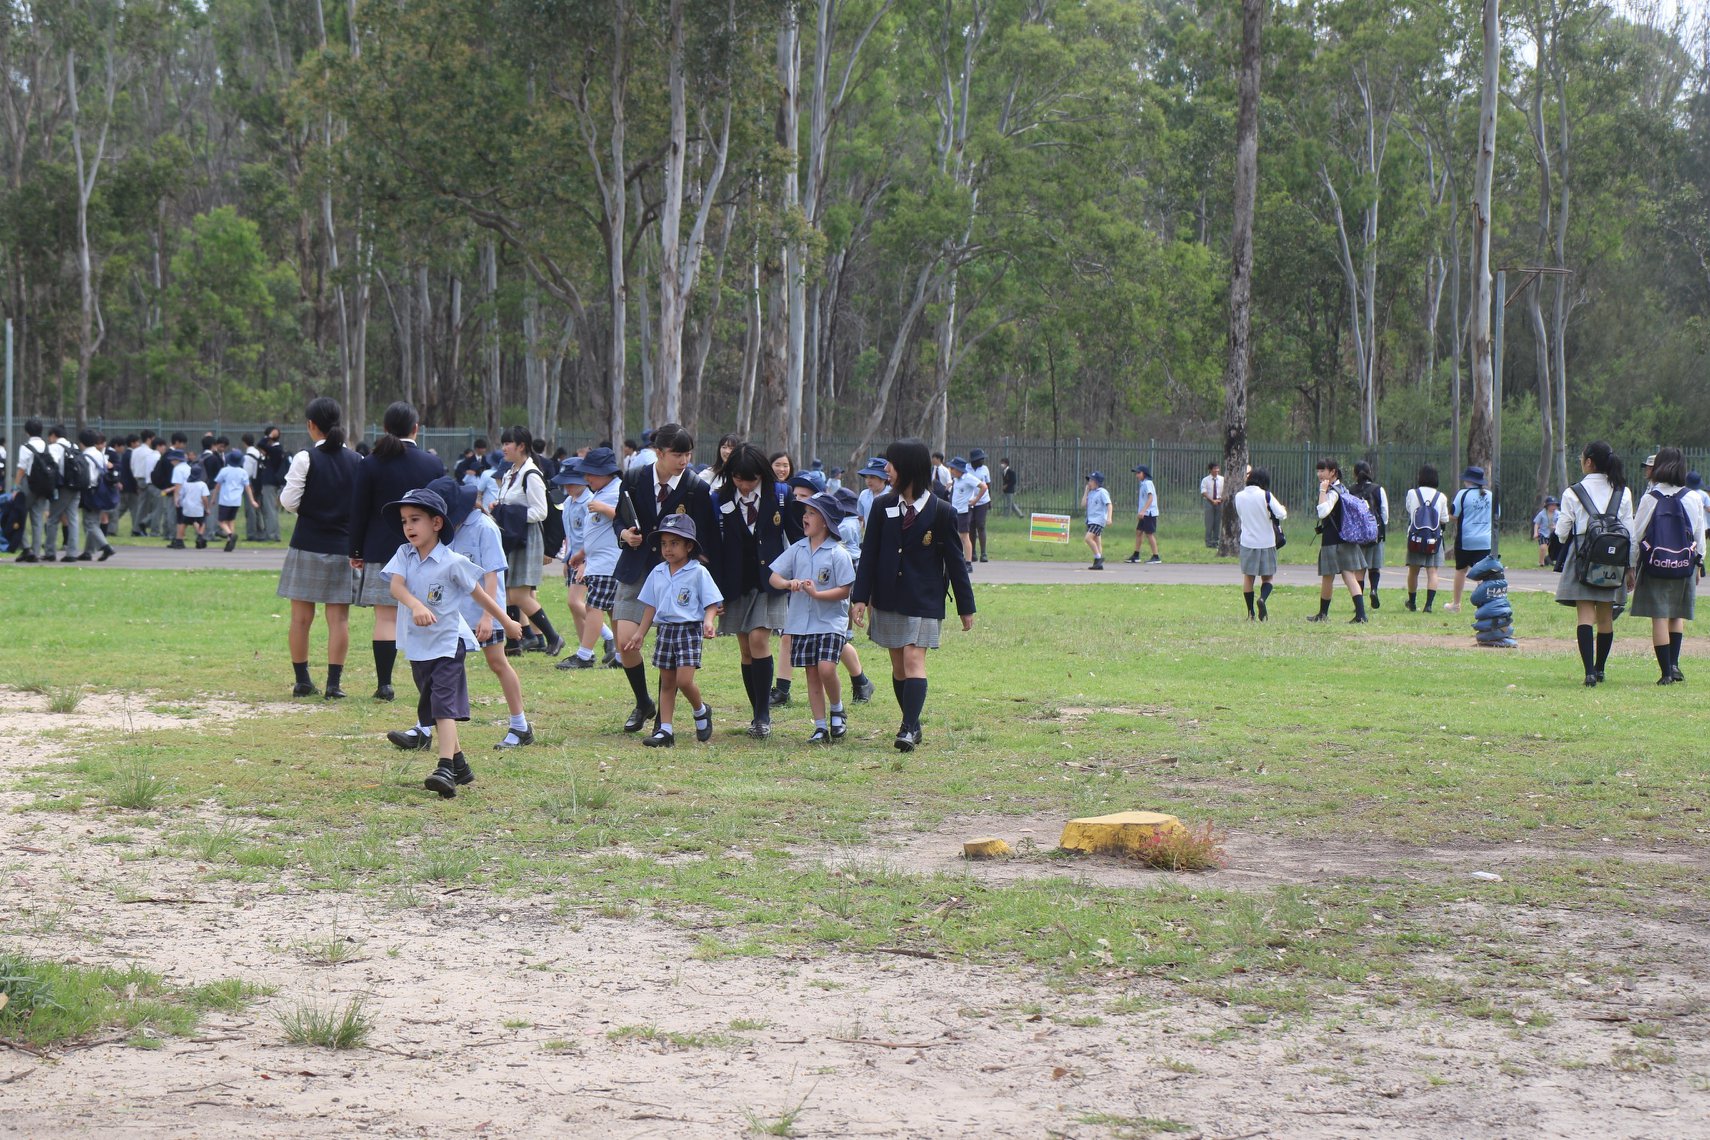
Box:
381;487;522;797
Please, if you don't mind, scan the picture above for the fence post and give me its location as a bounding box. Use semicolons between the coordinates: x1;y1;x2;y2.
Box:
1073;437;1083;515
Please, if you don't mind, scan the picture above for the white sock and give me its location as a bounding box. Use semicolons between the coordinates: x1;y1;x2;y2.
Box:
658;722;673;735
576;646;594;660
416;723;433;736
509;713;528;732
693;704;710;723
601;624;613;641
814;718;827;730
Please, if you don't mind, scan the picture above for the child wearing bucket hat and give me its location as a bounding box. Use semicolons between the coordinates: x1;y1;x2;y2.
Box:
380;487;524;797
1534;495;1561;568
1445;465;1494;613
855;457;889;537
1082;472;1112;570
769;492;856;743
560;446;624;667
622;513;724;747
552;459;618;671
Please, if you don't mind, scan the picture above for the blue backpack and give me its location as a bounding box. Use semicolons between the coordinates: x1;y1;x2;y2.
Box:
1335;483;1379;545
1640;489;1700;579
1406;490;1443;556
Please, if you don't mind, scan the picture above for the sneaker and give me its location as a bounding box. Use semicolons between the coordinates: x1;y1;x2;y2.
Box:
1306;613;1330;623
1256;598;1268;622
643;727;674;748
542;633;565;657
893;726;920;753
1145;555;1161;564
556;654;597;670
98;547;115;562
623;700;658;733
374;684;395;702
495;727;535;749
852;675;875;703
1123;552;1141;564
768;686;791;708
292;681;320;698
694;707;714;744
1443;602;1461;614
808;727;831;745
388;727;433;750
323;685;347;700
1404;598;1417;612
424;764;458;798
745;720;772;739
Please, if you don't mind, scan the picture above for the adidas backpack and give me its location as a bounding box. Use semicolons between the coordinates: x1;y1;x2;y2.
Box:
1640;489;1700;580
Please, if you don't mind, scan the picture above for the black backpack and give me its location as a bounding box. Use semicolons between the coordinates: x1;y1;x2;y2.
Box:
150;454;175;490
1571;482;1630;589
23;443;57;499
61;447;93;493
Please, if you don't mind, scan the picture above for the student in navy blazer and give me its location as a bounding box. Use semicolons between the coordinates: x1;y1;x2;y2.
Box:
610;423;722;731
348;401;447;701
851;437;975;752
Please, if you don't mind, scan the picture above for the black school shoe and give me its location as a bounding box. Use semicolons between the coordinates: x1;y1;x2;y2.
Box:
745;720;772;739
808;727;831;745
388;727;433;750
374;684;395;702
643;727;674;748
1257;598;1268;622
694;707;714;743
494;727;533;749
59;553;76;562
829;715;847;741
623;699;657;733
195;537;207;549
224;534;236;553
323;685;347;700
424;760;459;798
541;633;565;657
1584;673;1599;687
768;685;791;708
291;681;320;698
602;637;618;666
98;546;114;562
893;726;921;753
851;675;875;703
75;551;92;561
556;654;596;670
15;552;37;563
519;633;545;653
452;755;476;785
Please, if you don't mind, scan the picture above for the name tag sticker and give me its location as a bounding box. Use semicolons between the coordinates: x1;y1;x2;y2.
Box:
885;506;901;518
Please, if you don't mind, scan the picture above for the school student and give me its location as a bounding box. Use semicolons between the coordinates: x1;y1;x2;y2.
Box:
1349;461;1389;607
770;492;856;743
850;438;977;752
1445;467;1494;613
390;476;535;750
74;429;116;562
1626;448;1703;685
1403;466;1449;612
968;448;993;563
211;450;259;552
381;487;523;797
1200;461;1225;549
1233;467;1286;620
1308;457;1369;623
1554;441;1636;686
132;430;161;537
769;451;795;485
698;433;742;495
949;456;981;568
277;397;359;699
855;457;889;536
1126;465;1161;563
1000;458;1023;518
551;459;617;672
772;476;876;709
492;425;564;657
560;447;625;669
711;443;802;738
13;417;58;562
622;515;723;748
43;425;81;560
175;457;211;549
1082;471;1112;570
1534;496;1561;567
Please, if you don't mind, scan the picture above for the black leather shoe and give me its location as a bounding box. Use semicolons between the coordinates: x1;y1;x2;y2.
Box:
1584;673;1599;687
809;727;831;745
15;552;37;563
623;700;657;733
829;717;847;740
893;727;920;753
495;728;534;749
643;727;674;748
98;547;115;562
519;633;545;653
768;686;790;708
452;756;476;785
694;707;714;743
323;685;347;700
556;654;596;669
59;553;77;563
374;684;395;702
852;675;875;703
388;728;432;750
292;681;320;698
75;552;92;561
542;633;565;657
424;764;458;798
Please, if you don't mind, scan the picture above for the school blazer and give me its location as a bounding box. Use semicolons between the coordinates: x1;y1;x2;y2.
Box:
851;492;976;620
348;443;447;564
612;465;721;585
711;482;803;599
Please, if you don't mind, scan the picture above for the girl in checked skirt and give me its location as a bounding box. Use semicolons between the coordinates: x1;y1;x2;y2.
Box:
850;438;976;753
622;514;723;747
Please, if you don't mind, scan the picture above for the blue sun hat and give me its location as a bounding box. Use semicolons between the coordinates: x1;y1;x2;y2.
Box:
578;447;621;477
788;470;826;494
948;456;969;473
801;491;846;529
1461;465;1487;487
383;487;452;537
426;475;475;533
1086;471;1105;485
551;457;586;486
857;457;888;480
648;512;699;552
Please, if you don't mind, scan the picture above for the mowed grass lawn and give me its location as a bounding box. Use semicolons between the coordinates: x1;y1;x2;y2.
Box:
4;567;1706;1023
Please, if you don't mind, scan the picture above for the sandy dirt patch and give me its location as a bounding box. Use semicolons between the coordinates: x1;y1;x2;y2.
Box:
4;692;1709;1138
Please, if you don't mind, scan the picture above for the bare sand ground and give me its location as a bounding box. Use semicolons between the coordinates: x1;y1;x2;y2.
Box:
4;691;1707;1138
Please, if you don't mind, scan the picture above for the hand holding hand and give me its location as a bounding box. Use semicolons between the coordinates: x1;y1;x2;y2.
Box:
501;617;524;640
850;602;867;629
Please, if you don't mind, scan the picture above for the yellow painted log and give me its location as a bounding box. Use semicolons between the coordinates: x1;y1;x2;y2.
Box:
1058;811;1183;857
962;837;1012;860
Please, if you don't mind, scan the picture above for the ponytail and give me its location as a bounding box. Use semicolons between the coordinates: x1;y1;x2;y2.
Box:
305;396;346;454
372;401;418;461
1583;441;1626;496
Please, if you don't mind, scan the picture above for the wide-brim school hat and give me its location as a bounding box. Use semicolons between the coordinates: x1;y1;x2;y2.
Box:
788;471;826;493
1686;472;1703;490
857;457;888;479
832;486;861;515
579;447;621;476
647;512;700;550
551;458;586;486
1131;464;1151;476
801;491;846;528
384;487;452;534
949;456;969;473
425;476;475;531
1544;495;1560;505
1460;465;1487;487
969;448;987;464
1086;471;1105;484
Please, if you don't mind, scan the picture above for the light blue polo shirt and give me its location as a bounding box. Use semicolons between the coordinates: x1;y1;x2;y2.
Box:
561;487;591;553
1138;478;1158;517
951;472;981;514
178;479;210;517
637;560;723;624
1086;486;1112;526
214;465;250;508
770;537;854;635
448;511;507;629
581;481;621;576
971;464;992;507
837;516;862;566
380;540;483;661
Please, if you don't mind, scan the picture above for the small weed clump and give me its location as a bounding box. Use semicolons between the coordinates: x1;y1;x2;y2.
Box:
46;685;85;714
1133;822;1227;872
108;759;164;811
278;997;370;1049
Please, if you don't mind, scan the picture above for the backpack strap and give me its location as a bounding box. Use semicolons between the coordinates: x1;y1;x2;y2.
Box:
1570;481;1609;527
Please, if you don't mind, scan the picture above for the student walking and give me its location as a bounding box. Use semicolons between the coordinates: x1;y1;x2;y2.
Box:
1126;465;1161;563
1350;461;1389;608
1232;468;1286;620
968;448;993;563
213;450;259;552
559;447;625;669
1402;467;1449;613
850;438;977;752
1627;447;1702;685
949;456;981;569
623;515;723;748
1000;458;1023;518
278;396;359;699
1082;472;1112;570
1308;457;1372;624
493;425;565;657
1534;496;1562;567
381;487;522;797
1446;467;1494;613
769;492;856;743
1554;441;1636;686
75;430;116;561
710;443;801;738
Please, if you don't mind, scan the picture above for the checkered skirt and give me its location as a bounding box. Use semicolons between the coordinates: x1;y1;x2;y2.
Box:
583;574;619;613
651;621;704;669
790;631;847;668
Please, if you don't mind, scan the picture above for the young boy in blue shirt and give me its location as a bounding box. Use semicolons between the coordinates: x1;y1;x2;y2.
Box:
770;492;856;743
1082;471;1112;570
949;456;981;570
623;514;723;747
175;460;211;550
381;487;522;797
562;447;624;668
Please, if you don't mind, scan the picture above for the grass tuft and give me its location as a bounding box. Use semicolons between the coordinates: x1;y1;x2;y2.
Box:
107;758;164;811
277;997;370;1049
1133;821;1227;872
46;685;85;714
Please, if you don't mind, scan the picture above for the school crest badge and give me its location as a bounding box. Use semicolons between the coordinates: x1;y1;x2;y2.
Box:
921;529;933;547
427;583;445;605
773;512;782;527
675;504;687;515
816;566;831;585
676;587;692;606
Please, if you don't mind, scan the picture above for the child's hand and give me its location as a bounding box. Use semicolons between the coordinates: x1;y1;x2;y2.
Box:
703;618;717;639
850;602;867;629
961;613;976;632
501;616;524;640
621;634;642;653
412;604;437;627
476;616;494;642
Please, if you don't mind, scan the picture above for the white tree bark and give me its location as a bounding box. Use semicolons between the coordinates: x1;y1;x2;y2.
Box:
1469;0;1502;473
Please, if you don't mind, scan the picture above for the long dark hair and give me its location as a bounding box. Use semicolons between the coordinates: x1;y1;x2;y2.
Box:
1583;441;1626;495
306;396;345;453
500;425;534;456
1246;467;1271;491
372;401;418;461
885;438;932;500
709;433;743;481
1353;460;1374;486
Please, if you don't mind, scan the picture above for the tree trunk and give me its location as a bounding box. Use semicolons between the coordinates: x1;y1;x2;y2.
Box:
1468;0;1501;474
1218;0;1263;556
67;44;116;429
655;0;687;425
482;239;501;442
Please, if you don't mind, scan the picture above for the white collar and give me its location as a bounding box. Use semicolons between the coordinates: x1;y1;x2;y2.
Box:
908;489;932;512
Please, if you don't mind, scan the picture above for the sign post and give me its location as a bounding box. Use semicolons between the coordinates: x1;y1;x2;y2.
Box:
1028;512;1071;545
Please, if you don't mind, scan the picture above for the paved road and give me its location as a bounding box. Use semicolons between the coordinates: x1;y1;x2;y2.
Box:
0;543;1565;593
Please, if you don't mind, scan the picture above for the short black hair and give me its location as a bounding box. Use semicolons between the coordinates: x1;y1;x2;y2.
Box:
1652;447;1688;488
473;437;489;450
885;438;932;499
24;418;42;436
623;438;639;452
1416;465;1439;489
725;443;771;482
215;436;229;448
48;423;66;439
241;432;255;446
170;432;188;445
78;427;98;447
202;433;216;448
655;425;694;454
1246;467;1271;490
125;433;140;446
500;425;533;450
139;429;155;443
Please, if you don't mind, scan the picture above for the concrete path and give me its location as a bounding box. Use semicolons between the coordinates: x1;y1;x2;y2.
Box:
0;543;1565;593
